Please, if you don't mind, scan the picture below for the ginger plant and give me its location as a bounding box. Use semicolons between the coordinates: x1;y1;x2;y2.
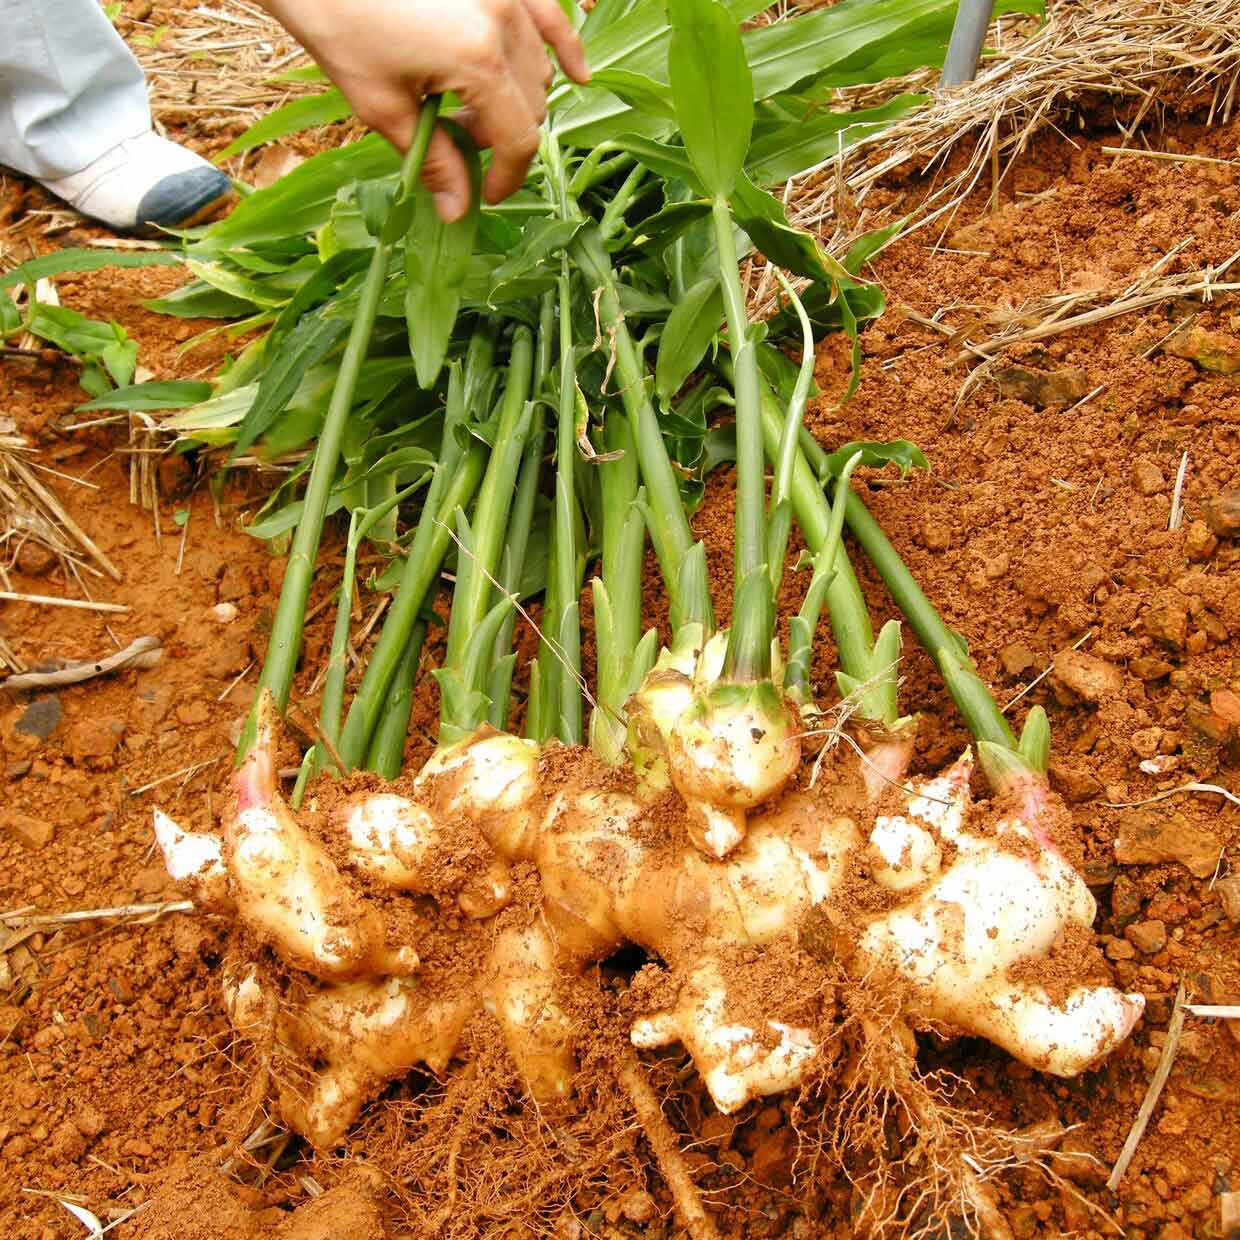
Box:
144;1;1134;1233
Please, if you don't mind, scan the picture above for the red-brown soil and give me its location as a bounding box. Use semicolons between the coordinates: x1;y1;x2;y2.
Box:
1;6;1238;1239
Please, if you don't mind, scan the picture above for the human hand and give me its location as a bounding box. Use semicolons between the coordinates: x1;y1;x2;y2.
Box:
259;0;590;220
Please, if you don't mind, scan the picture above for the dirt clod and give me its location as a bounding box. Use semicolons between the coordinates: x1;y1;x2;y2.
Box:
1203;488;1240;537
1114;811;1221;879
1051;649;1122;703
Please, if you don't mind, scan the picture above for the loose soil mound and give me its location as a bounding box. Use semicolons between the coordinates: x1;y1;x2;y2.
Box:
1;6;1237;1238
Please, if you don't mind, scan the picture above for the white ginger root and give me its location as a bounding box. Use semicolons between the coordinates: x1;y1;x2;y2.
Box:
223;961;476;1149
178;691;418;982
856;751;1144;1075
153;810;233;912
481;918;576;1105
631;959;818;1114
168;702;1141;1142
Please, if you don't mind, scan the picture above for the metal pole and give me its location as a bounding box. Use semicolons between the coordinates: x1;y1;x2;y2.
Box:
939;0;996;88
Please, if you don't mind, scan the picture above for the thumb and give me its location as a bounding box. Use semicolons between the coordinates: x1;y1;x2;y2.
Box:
420;123;472;223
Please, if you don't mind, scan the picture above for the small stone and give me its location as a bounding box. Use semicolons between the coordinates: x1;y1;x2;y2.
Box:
218;565;253;603
1114;812;1221;879
920;519;951;552
1165;325;1240;373
65;716;126;764
5;761;31;780
1051;1131;1107;1187
1215;875;1240;922
176;699;211;726
1112;874;1143;924
15;542;56;576
1182;1183;1212;1214
993;365;1092;407
1211;688;1240;729
1184;520;1218;562
1131;727;1162;759
1143;597;1189;651
1132;457;1165;496
1202;489;1240;537
1052;649;1123;703
1125;919;1168;954
1131;655;1174;681
1;811;53;850
211;602;238;624
14;695;62;741
1105;936;1135;960
984;552;1010;580
73;1104;105;1138
999;642;1036;677
621;1191;657;1225
1049;762;1102;803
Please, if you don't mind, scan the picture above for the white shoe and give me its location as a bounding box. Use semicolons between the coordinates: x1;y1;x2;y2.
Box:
38;131;233;233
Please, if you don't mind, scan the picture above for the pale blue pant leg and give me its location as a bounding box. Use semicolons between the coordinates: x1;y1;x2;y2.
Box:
0;0;151;179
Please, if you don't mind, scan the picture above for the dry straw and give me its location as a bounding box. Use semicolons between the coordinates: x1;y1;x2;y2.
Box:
759;0;1240;316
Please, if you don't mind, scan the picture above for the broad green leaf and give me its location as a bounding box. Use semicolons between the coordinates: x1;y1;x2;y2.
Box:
0;295;17;336
627;198;711;254
667;0;752;199
216;87;352;160
589;68;674;118
612;134;698;187
25;304;137;388
821;439;928;479
655;275;722;400
185;258;291;307
406;139;482;388
200;135;401;248
77;380;213;412
232;305;349;455
551;0;765;144
487;218;581;304
841;217;907;276
732;174;834;283
745;95;923;184
0;247;179;291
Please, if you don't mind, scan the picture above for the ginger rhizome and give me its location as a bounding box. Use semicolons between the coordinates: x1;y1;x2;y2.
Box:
157;685;1142;1151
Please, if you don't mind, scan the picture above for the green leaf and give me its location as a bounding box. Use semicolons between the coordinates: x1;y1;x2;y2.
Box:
842;217;907;275
216;88;352;161
821;439;928;479
405;139;481;388
613;134;698;187
745;94;923;184
0;292;19;337
655;275;722;401
200;134;401;249
667;0;753;199
589;68;674;117
76;380;214;412
732;174;835;283
144;282;258;318
232;306;349;455
487;218;581;305
0;247;179;291
24;304;137;388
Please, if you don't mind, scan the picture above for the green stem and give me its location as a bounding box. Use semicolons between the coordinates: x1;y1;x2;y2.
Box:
442;330;534;673
552;263;583;743
487;413;545;729
365;620;427;778
837;488;1016;750
758;388;891;724
712;198;769;681
338;350;487;768
571;225;711;632
238;101;440;761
